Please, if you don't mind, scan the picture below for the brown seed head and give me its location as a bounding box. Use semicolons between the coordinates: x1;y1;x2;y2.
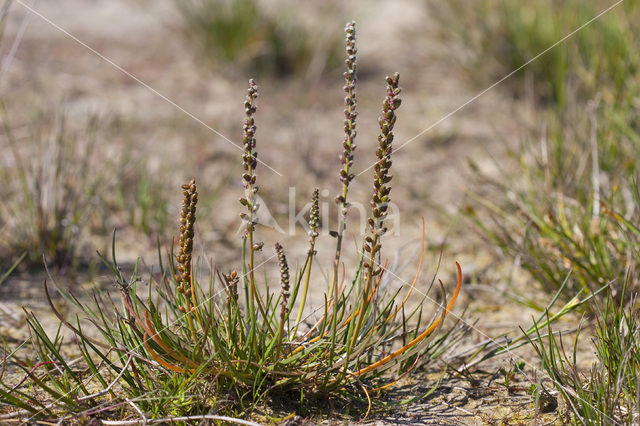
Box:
275;242;290;319
336;21;358;201
241;79;260;233
225;270;239;303
364;74;401;277
308;188;320;241
177;179;198;294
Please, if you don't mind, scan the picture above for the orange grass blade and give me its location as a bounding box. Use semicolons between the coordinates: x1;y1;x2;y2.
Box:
121;291;199;370
374;352;421;391
353;262;462;376
289;263;386;358
289;265;386;363
120;291;171;354
143;331;186;373
144;311;200;369
358;220;425;342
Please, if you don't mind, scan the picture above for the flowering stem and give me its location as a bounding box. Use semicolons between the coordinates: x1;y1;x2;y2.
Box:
293;189;320;336
176;180;199;343
240;79;270;334
274;243;290;363
352;73;401;348
329;21;358;303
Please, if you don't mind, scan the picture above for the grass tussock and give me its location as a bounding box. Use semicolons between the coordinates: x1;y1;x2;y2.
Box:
0;109;107;269
0;108;173;272
526;278;640;424
0;22;465;422
434;0;640;107
176;0;341;79
434;0;640;305
465;107;640;305
431;2;640;422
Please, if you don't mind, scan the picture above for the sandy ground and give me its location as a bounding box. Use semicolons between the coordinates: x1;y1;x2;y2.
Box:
0;0;590;423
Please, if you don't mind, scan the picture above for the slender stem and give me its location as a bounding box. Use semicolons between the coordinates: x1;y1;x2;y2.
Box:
329;21;358;301
347;72;401;364
329;199;347;301
294;189;319;337
293;241;315;336
184;282;197;343
240;80;270;333
351;233;378;348
246;225;271;332
326;273;343;381
274;309;286;365
247;227;257;323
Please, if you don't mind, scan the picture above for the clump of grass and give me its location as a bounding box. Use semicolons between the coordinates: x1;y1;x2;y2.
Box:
0;22;464;421
175;0;340;78
433;0;640;107
433;4;640;420
439;0;640;305
292;187;319;336
0;108;107;269
525;278;640;424
465;90;640;308
113;158;170;239
0;105;173;269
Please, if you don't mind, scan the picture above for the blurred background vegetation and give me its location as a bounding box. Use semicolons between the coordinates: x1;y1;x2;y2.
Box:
175;0;343;80
1;0;638;302
434;0;640;306
0;0;637;303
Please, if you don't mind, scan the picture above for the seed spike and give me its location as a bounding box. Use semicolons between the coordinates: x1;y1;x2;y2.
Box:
329;21;359;302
